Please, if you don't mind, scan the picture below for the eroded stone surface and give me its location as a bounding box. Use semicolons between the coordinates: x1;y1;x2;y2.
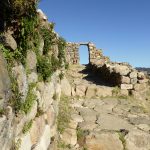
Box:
85;132;123;150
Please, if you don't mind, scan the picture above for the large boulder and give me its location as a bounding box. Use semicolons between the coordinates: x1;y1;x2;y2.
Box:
12;63;28;101
114;65;130;76
0;33;17;51
75;84;87;97
0;50;11;107
26;51;37;71
61;77;71;96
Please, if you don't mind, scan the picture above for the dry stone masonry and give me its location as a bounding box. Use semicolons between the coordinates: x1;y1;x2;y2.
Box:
66;42;149;96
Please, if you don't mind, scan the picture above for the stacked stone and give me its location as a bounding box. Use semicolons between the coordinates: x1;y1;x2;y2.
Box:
88;43;103;63
66;43;80;65
111;63;149;90
88;44;149;93
91;61;149;95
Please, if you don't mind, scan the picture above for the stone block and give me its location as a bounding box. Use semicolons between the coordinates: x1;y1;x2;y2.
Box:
121;76;130;84
121;84;133;90
85;86;96;98
75;84;87;97
0;33;17;50
137;72;145;79
61;77;71;96
138;79;149;84
134;83;147;91
85;133;123;150
130;78;137;84
114;65;130;76
129;71;137;78
120;89;129;96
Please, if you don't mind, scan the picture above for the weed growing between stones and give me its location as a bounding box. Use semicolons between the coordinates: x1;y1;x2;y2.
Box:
22;120;33;134
0;108;5;116
57;141;71;149
118;132;127;150
77;128;89;148
112;86;120;96
37;56;53;81
59;72;64;80
21;83;37;114
57;95;71;134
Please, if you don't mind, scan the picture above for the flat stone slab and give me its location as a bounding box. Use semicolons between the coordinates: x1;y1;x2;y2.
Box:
76;107;97;123
85;132;123;150
125;130;150;150
128;116;150;125
78;121;98;131
83;99;104;109
96;114;135;131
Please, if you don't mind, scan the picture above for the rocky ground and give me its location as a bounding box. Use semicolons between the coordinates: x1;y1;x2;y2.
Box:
58;65;150;150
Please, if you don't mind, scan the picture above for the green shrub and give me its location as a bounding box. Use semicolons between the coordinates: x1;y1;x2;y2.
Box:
37;56;53;81
40;27;56;55
58;37;66;66
51;55;60;70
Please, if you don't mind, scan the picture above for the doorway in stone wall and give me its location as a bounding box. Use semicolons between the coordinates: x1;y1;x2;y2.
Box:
79;45;89;65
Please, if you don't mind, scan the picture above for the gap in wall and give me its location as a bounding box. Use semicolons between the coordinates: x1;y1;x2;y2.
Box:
79;46;89;65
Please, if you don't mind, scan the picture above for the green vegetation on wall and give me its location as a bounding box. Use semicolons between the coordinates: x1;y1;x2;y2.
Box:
0;0;67;117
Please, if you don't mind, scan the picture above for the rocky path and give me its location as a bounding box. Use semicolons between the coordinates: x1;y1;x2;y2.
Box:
59;65;150;150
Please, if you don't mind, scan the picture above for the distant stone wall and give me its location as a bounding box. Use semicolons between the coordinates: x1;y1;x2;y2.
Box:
66;42;107;65
66;43;80;64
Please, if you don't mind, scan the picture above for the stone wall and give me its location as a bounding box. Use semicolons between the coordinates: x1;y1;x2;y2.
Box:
0;9;66;150
65;42;107;65
89;46;149;95
66;42;149;94
65;42;80;64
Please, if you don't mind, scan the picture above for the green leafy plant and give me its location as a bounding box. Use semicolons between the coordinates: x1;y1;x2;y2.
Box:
21;83;37;114
37;56;52;81
22;120;33;134
59;72;64;80
0;108;5;117
58;37;66;66
40;27;56;55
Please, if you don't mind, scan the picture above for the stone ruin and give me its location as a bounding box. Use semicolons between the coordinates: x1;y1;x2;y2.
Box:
66;42;109;65
66;42;149;96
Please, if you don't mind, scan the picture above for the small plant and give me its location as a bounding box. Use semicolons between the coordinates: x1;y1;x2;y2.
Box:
77;128;85;140
118;131;127;150
57;95;71;134
36;108;44;117
22;120;33;134
53;93;58;100
0;108;5;116
112;86;120;96
13;138;22;150
59;72;64;80
21;83;37;114
57;141;71;149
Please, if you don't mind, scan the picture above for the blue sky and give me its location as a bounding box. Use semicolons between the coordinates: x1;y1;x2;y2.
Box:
39;0;150;67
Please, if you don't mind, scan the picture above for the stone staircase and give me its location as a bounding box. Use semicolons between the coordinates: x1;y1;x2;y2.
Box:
58;65;150;150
